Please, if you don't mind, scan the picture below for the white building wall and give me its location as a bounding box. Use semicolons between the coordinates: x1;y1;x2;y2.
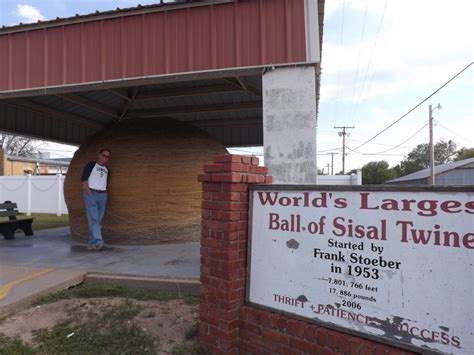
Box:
263;65;318;184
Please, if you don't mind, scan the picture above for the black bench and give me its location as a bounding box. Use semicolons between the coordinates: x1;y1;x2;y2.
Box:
0;201;34;240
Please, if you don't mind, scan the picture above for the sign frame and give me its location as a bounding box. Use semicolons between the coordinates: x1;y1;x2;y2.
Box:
246;184;474;355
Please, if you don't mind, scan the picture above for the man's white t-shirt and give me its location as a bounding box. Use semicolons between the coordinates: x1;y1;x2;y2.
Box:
87;163;109;191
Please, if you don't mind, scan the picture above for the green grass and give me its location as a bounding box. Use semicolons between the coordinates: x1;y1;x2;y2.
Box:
171;323;208;355
1;285;202;354
33;315;156;354
0;335;34;355
16;213;69;231
33;284;199;306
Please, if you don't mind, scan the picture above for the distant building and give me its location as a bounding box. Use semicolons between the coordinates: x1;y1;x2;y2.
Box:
0;149;70;176
387;158;474;185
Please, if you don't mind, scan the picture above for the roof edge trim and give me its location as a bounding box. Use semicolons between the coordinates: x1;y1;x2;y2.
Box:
0;0;236;35
0;62;319;99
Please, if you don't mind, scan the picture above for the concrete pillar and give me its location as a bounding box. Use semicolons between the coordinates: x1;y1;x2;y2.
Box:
263;65;318;184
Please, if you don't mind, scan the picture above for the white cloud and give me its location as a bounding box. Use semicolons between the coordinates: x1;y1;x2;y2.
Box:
320;0;473;103
16;4;45;23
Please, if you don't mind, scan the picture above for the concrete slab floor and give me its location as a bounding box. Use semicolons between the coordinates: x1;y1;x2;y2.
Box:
0;265;85;317
0;227;200;278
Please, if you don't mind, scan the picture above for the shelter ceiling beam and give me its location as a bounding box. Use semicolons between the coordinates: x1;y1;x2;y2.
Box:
4;99;102;129
224;78;261;97
134;84;242;101
118;87;139;121
56;93;119;119
126;101;261;118
191;118;262;127
107;88;132;102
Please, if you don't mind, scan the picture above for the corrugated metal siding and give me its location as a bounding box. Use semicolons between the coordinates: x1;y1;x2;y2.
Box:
437;168;474;185
0;0;307;92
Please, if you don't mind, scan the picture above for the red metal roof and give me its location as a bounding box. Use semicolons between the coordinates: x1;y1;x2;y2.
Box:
0;0;319;93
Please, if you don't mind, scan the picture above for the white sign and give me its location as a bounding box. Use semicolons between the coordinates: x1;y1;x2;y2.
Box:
248;188;474;354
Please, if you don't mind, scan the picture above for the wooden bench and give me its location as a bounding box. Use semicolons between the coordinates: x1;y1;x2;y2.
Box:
0;201;34;240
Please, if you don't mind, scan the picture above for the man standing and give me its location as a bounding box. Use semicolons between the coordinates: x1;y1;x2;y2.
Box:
81;148;111;250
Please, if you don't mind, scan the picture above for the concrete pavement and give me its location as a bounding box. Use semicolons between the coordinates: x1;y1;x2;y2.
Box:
0;227;200;316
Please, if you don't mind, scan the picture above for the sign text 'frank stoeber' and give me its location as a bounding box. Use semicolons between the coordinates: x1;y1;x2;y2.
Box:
248;189;473;354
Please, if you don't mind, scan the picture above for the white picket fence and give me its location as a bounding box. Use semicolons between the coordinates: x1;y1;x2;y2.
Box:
0;175;68;215
317;170;362;185
0;169;361;216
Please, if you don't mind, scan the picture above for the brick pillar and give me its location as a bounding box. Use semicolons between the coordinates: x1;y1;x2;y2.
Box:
198;154;271;354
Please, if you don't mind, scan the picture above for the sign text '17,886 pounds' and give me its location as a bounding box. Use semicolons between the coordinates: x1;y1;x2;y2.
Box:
247;188;473;354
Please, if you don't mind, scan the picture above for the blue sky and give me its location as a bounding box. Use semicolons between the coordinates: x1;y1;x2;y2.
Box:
0;0;473;169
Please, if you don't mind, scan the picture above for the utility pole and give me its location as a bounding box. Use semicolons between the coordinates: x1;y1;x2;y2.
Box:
334;126;354;174
429;104;441;185
326;164;331;175
329;152;338;175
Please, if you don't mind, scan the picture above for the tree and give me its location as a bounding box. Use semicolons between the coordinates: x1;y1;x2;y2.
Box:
453;147;474;161
0;133;39;157
393;139;457;177
361;161;395;184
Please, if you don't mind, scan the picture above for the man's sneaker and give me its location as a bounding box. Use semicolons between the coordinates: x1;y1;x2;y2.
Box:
87;245;95;251
94;242;104;250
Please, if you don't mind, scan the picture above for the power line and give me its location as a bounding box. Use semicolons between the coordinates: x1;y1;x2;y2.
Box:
349;0;369;116
333;0;347;127
435;120;472;145
350;123;427;155
351;0;390;125
347;138;414;150
350;61;473;152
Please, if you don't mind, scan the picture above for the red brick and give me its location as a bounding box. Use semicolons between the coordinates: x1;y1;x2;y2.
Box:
198;174;211;182
338;334;351;353
295;322;306;339
202;182;222;191
241;156;252;164
212;192;241;201
373;345;388;355
201;201;222;210
201;238;220;248
201;228;210;238
205;163;251;173
360;340;376;355
219;308;239;321
214;154;242;163
305;326;317;343
219;319;241;332
250;166;269;174
211;173;242;183
201;219;222;230
210;249;239;260
289;337;318;353
240;329;265;347
223;183;248;192
221;221;246;232
221;202;249;211
200;274;219;287
326;330;339;350
287;319;298;336
242;321;262;335
201;314;219;327
349;337;362;355
240;339;263;354
243;175;266;183
220;339;239;352
278;346;301;355
264;176;273;184
251;157;259;165
277;318;288;333
316;328;327;346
